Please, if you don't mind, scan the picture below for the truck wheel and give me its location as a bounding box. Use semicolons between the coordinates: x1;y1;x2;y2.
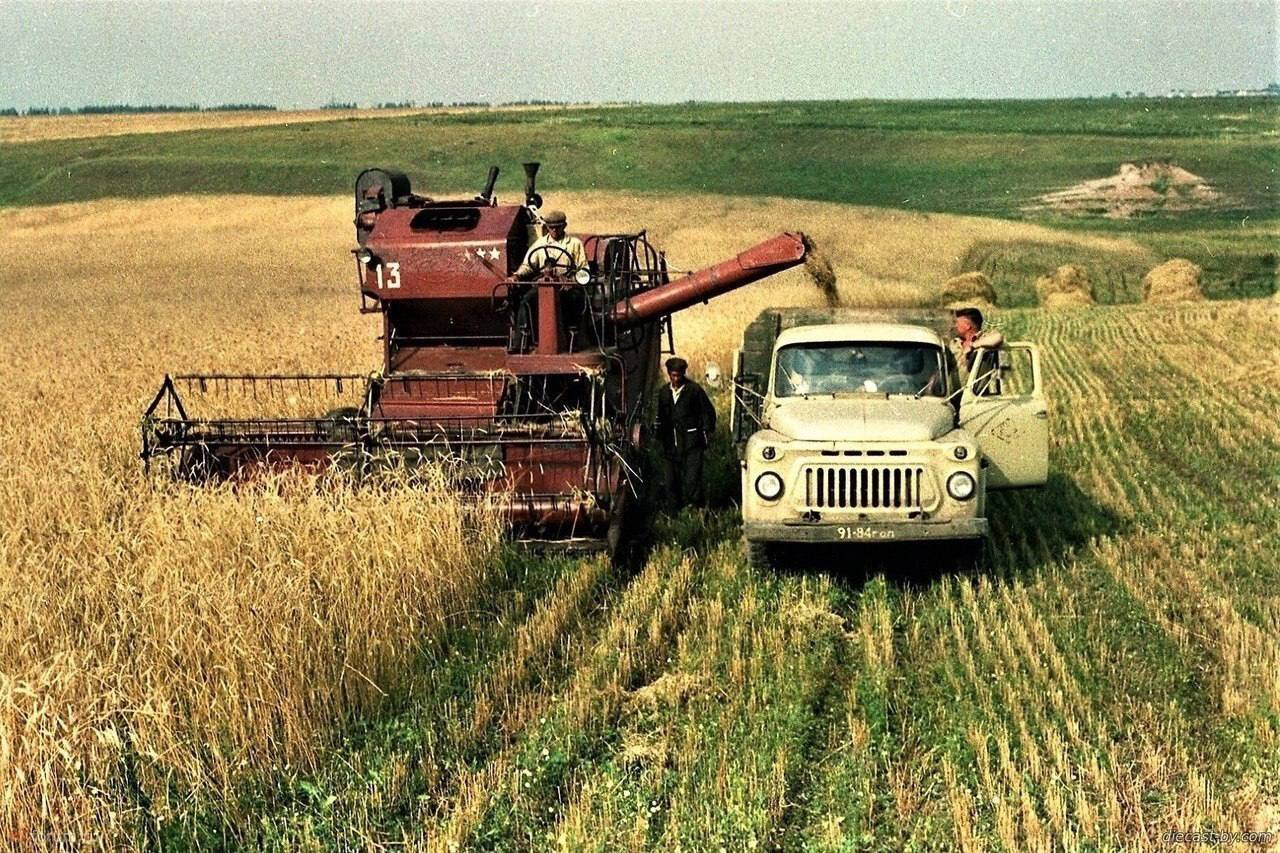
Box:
956;538;988;572
745;539;775;570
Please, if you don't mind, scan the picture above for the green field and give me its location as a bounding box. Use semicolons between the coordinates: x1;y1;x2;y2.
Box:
4;98;1275;300
2;98;1276;212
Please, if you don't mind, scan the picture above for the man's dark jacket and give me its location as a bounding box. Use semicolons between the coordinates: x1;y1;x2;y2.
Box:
655;380;717;457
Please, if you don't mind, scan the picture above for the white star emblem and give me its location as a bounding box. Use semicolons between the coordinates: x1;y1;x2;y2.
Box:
475;248;485;258
488;248;501;260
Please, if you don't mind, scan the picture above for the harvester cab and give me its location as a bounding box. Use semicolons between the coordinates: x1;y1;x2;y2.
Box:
142;163;808;548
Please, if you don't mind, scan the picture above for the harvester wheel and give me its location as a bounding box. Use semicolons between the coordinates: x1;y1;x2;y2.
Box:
322;407;361;442
605;490;630;566
176;444;225;483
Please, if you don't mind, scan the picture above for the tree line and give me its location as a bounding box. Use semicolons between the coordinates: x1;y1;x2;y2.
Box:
2;103;278;117
1;98;597;118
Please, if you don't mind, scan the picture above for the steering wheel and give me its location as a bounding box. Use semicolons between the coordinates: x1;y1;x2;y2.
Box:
529;244;579;280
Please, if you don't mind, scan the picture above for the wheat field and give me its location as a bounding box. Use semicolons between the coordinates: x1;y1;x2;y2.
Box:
0;103;623;145
1;195;1277;849
0;107;448;145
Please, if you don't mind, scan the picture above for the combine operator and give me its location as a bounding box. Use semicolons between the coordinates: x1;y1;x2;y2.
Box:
511;209;590;352
514;209;587;279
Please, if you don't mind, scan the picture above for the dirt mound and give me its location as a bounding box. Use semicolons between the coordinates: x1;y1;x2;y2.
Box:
940;271;997;308
1027;162;1224;218
1142;258;1205;303
1035;264;1095;308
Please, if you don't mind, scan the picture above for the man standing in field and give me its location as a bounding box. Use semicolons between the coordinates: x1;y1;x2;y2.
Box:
951;306;1004;380
655;357;717;511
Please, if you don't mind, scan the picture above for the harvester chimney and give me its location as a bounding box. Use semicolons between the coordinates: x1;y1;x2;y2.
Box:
477;165;500;203
522;162;541;207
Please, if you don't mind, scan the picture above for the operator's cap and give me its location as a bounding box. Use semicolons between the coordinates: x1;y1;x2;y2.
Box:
665;357;688;373
542;209;567;227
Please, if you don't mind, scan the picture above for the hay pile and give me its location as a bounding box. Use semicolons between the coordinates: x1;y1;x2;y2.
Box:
1035;264;1095;308
782;601;852;641
619;731;670;770
940;271;997;307
626;672;706;711
1142;258;1205;303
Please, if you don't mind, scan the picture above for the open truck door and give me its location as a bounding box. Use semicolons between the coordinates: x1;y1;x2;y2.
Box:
959;342;1048;489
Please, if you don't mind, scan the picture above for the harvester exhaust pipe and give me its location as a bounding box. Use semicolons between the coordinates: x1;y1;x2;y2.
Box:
522;162;542;207
609;232;808;327
477;165;500;203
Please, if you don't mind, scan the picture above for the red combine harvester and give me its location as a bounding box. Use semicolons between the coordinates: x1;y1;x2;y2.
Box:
142;163;807;547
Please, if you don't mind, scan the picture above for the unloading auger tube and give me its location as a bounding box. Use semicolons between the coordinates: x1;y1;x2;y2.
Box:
609;232;808;327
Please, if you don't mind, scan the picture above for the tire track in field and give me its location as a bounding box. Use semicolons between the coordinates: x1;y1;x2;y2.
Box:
530;541;864;850
420;542;701;849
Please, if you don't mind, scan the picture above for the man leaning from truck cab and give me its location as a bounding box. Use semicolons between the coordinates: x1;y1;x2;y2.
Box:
951;307;1004;383
514;209;587;280
656;357;717;511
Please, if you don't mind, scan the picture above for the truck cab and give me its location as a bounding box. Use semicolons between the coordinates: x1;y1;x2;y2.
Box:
732;311;1047;565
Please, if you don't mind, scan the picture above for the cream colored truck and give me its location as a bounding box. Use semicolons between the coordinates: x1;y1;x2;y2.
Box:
731;309;1048;566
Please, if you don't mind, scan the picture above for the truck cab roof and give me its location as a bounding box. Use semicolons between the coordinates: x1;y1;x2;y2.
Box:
774;322;947;349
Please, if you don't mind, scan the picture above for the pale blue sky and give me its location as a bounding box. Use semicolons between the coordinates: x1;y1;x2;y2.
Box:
3;0;1276;108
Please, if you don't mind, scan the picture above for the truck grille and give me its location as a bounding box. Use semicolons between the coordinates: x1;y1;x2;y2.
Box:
802;465;925;510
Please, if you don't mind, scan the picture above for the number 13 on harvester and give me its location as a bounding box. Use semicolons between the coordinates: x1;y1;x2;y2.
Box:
372;261;400;290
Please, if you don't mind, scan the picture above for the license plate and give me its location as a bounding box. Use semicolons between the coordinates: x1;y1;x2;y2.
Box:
833;525;897;541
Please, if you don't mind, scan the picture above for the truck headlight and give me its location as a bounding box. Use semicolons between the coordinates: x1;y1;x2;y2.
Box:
953;446;968;461
755;472;784;501
574;267;592;286
762;445;777;460
946;471;976;500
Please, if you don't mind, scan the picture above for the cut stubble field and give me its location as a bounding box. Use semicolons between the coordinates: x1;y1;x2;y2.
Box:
0;194;1277;849
0;105;571;145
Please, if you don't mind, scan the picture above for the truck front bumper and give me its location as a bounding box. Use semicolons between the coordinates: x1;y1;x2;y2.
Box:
744;517;988;544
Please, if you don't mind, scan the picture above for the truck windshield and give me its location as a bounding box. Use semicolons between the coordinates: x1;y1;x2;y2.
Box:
774;342;946;398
